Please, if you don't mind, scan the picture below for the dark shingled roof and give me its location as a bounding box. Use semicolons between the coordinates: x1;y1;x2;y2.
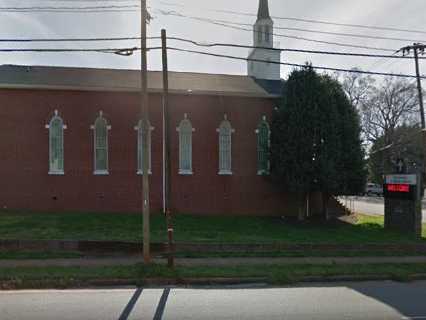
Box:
0;64;282;98
257;0;271;21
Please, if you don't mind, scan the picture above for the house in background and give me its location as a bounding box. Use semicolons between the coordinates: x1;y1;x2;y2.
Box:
0;0;345;216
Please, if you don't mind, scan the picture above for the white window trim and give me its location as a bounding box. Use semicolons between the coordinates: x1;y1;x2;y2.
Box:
217;114;235;176
45;110;67;175
91;111;111;176
179;169;194;175
137;169;153;175
255;115;271;176
134;121;154;175
93;170;109;176
177;114;195;176
48;170;65;176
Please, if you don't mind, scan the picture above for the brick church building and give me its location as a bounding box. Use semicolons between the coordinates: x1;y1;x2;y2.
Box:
0;0;341;216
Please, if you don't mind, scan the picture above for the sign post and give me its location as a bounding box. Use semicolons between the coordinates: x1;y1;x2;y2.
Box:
384;173;422;238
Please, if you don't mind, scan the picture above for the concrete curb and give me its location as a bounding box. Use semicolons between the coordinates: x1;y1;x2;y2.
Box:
2;274;426;290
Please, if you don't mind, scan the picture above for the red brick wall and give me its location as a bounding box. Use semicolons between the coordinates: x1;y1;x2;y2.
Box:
0;88;301;216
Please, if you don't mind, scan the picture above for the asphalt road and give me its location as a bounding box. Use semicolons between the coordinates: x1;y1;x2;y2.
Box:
1;281;426;319
347;196;426;222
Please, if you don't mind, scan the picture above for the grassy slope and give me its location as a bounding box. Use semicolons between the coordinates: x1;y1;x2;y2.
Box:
0;211;424;244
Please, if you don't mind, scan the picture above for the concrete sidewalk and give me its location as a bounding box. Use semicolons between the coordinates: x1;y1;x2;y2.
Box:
1;256;426;268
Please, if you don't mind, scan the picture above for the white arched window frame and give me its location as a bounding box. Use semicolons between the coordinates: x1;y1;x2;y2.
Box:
177;114;195;175
91;111;111;175
256;116;271;175
217;115;235;175
45;110;67;175
135;119;154;175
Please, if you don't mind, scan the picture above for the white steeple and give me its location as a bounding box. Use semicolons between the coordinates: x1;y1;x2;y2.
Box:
247;0;281;80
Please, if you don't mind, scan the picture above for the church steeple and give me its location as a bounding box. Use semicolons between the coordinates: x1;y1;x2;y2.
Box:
257;0;271;21
247;0;281;80
253;0;273;48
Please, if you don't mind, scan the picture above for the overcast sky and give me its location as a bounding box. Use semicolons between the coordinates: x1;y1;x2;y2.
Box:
0;0;425;81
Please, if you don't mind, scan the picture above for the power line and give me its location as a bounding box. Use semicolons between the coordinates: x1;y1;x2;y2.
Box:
0;43;421;79
269;26;426;44
0;36;159;42
157;2;426;35
1;34;423;60
224;10;426;36
0;9;139;13
167;37;425;60
167;46;426;79
161;13;426;44
156;10;398;53
0;46;162;54
0;34;423;61
0;4;139;10
0;34;423;63
0;4;142;12
6;0;139;2
10;0;426;38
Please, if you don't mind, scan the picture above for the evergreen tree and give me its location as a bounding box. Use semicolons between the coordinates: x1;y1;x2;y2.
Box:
271;66;366;219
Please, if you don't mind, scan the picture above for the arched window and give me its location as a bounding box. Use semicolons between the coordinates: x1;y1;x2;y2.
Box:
217;115;234;175
177;114;194;175
265;26;270;42
256;116;270;175
91;111;111;175
46;110;66;175
136;119;153;175
254;26;262;43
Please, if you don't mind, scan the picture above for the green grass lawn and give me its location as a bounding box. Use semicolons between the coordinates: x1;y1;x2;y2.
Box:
0;211;424;244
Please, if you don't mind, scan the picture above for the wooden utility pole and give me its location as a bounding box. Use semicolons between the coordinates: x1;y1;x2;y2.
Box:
401;43;425;193
141;0;151;264
414;46;425;129
161;29;174;268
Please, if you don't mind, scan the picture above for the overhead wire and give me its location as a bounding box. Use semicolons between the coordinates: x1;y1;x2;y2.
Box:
156;1;426;35
7;0;139;2
0;4;139;10
166;36;425;60
160;13;426;44
167;46;425;79
0;36;159;42
0;42;421;79
0;34;423;60
156;9;399;53
0;3;142;12
0;46;162;54
225;10;426;36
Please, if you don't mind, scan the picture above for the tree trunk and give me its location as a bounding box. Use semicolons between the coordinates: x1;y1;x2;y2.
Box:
322;192;330;220
298;192;306;221
306;192;310;218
